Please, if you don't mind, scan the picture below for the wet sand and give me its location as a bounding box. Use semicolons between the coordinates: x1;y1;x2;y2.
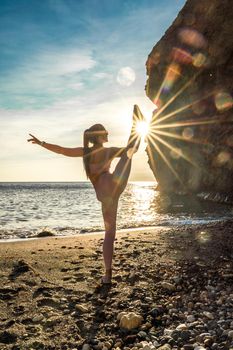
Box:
0;221;232;350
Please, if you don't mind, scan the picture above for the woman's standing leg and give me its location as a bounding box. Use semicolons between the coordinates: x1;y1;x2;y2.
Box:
100;153;132;283
101;199;118;283
100;105;144;282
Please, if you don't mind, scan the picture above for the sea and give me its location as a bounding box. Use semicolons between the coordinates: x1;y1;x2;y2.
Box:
0;182;232;241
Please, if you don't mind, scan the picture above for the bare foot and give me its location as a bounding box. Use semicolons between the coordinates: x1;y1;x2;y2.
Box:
133;104;145;122
101;269;112;284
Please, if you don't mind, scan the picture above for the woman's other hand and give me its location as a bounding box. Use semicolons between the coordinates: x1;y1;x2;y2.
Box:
27;134;41;145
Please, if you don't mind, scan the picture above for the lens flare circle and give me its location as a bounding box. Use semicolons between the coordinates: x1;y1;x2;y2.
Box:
178;28;207;48
170;148;182;159
216;151;231;165
215;92;233;112
182;127;194;140
117;67;136;86
193;52;207;68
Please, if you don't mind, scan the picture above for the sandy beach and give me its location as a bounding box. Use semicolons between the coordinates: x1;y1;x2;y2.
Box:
0;221;233;350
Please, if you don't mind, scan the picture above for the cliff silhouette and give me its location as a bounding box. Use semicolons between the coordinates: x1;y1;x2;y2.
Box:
145;0;233;201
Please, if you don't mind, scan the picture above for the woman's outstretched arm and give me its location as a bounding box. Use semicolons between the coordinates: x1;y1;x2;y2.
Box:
27;134;83;157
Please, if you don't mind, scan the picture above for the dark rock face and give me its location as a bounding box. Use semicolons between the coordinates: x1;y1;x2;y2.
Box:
145;0;233;196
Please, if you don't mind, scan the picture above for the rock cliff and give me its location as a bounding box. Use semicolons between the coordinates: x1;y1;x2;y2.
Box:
145;0;233;200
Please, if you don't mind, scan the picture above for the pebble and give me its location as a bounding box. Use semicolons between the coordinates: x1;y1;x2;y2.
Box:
139;341;155;350
104;341;112;349
152;340;160;347
172;275;182;284
117;312;143;330
196;332;211;342
186;315;195;323
204;337;213;346
44;316;62;327
138;331;148;339
114;341;123;348
160;282;176;291
187;302;194;309
32;314;44;323
82;344;91;350
157;345;171;350
75;304;89;313
176;324;187;331
183;345;194;350
141;322;152;330
202;311;214;319
163;329;173;337
228;330;233;339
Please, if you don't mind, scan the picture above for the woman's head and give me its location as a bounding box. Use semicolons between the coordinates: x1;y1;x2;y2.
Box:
84;124;108;148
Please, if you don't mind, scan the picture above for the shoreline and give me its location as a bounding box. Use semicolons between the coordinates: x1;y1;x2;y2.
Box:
0;226;158;244
0;217;228;244
0;220;232;349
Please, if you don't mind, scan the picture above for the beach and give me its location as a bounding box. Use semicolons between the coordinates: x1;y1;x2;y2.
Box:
0;221;233;350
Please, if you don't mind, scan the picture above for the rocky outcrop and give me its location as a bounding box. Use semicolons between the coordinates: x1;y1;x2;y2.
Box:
145;0;233;197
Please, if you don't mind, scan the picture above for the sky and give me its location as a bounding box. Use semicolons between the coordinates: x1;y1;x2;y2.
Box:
0;0;185;182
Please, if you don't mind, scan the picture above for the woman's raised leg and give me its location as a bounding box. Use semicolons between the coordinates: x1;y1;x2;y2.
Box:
112;104;144;197
112;151;132;198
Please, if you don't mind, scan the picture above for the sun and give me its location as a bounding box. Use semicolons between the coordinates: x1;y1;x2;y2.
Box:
136;120;150;138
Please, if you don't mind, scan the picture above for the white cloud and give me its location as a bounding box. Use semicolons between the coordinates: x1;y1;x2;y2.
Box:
34;49;96;76
117;66;136;87
94;72;112;80
1;48;96;103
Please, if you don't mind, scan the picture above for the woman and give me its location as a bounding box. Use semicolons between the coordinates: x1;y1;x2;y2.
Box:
28;104;144;284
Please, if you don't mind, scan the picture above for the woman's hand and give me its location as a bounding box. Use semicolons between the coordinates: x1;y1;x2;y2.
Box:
27;134;41;145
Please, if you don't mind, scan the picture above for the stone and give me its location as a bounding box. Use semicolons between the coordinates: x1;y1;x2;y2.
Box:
82;344;91;350
183;345;194;350
163;329;173;337
157;345;171;350
138;331;148;339
204;338;214;346
37;230;55;237
75;304;89;313
228;330;233;339
195;332;211;342
152;340;160;347
44;316;62;327
32;314;44;323
176;324;187;331
160;282;176;291
104;341;112;349
203;311;214;319
186;315;195;323
187;302;194;310
117;312;143;330
139;341;155;350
